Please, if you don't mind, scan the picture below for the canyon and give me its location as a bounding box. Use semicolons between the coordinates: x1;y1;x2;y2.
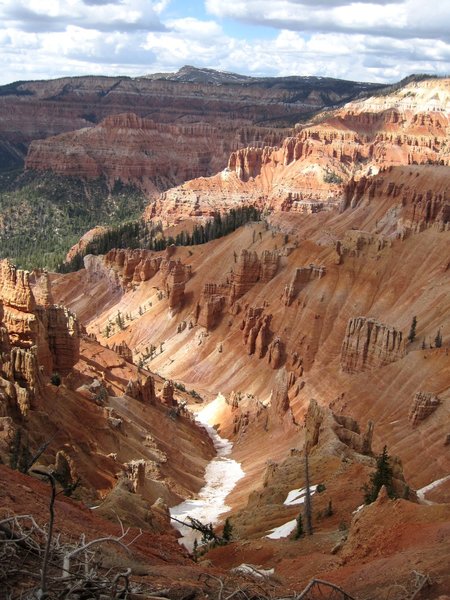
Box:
0;73;449;599
0;65;384;178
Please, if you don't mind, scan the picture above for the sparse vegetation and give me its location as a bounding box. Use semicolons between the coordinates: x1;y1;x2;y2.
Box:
362;445;395;504
294;513;304;539
222;517;233;542
50;372;61;386
407;316;417;343
434;329;443;348
0;171;147;270
323;169;343;185
59;206;262;273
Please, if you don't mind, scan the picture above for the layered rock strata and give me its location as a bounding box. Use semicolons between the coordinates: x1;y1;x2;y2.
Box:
284;265;326;306
408;392;441;426
341;317;406;373
0;260;80;417
85;248;190;314
154;77;450;220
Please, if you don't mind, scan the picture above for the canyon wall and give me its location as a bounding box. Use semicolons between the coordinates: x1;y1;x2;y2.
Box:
340;317;406;373
154;77;450;219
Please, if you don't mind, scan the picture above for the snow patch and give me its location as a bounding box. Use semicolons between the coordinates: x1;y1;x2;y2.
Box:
417;474;450;505
265;518;298;539
170;394;244;550
283;484;317;506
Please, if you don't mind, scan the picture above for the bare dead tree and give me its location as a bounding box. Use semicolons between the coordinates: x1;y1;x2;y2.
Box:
303;447;313;536
0;472;144;599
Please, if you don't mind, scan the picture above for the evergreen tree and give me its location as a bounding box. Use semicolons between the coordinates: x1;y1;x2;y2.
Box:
222;517;233;542
295;514;304;539
363;445;395;504
407;316;417;343
435;329;443;348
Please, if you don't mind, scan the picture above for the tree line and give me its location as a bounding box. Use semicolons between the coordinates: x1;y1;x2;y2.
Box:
58;206;261;272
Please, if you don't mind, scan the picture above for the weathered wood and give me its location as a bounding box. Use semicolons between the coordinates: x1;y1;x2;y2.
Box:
297;578;357;600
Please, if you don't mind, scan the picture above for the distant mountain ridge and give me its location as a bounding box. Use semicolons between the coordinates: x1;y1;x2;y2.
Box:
0;65;388;172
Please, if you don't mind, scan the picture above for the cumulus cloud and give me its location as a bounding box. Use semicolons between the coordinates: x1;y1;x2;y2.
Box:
0;0;449;85
205;0;450;41
2;0;166;33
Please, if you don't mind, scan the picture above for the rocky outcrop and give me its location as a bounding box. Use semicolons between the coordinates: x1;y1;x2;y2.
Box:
341;317;406;373
196;283;228;330
343;167;450;235
195;249;279;330
1;67;379;172
164;260;187;314
102;248;163;290
228;146;276;182
31;271;54;308
283;264;326;306
25;114;239;195
230;250;261;304
408;392;441;426
125;374;156;405
267;337;285;369
239;306;285;369
0;260;80;419
36;306;80;377
85;249;191;309
305;399;374;457
123;459;146;494
161;381;175;407
260;250;280;283
153;78;450;220
0;260;35;314
111;341;133;364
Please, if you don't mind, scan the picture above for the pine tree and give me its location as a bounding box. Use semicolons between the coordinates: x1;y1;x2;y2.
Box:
222;518;233;542
192;538;199;562
407;316;417;343
295;514;304;539
363;445;395;504
435;329;443;348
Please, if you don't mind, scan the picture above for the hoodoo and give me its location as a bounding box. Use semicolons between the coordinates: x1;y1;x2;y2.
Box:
0;66;449;598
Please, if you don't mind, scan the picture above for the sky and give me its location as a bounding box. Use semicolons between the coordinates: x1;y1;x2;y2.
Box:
1;0;450;86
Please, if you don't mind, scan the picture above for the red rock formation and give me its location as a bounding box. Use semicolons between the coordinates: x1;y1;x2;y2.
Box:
0;259;80;410
31;271;54;308
268;337;284;369
408;391;441;426
305;398;374;456
196;283;228;330
2;67;377;172
161;380;175;407
25;114;239;195
164;260;186;314
111;341;133;364
152;77;450;220
255;314;272;359
36;306;80;377
259;250;280;283
230;250;260;304
341;317;406;373
284;264;326;306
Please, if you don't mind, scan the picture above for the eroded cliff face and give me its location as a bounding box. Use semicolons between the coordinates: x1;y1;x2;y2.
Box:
0;257;215;525
153;77;450;219
340;317;406;373
0;68;383;171
25;114;267;196
52;157;450;506
0;260;80;424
